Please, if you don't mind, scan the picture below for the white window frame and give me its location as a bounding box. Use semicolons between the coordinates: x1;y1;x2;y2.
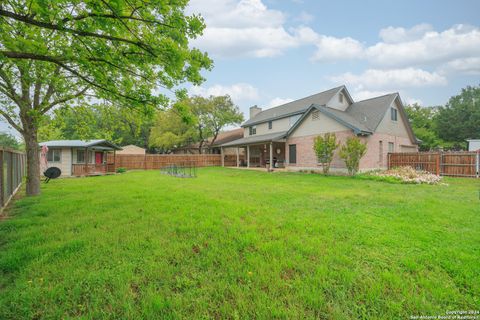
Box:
76;149;86;163
47;149;61;162
249;126;257;135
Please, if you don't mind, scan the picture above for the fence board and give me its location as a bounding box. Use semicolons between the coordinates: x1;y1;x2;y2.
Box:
388;151;479;178
0;147;26;212
107;154;222;170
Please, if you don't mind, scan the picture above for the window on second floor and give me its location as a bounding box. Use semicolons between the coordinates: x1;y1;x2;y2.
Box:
47;149;61;162
268;121;272;130
249;126;257;135
391;108;398;121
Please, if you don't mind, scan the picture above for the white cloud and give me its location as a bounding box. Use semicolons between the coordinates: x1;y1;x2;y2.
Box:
366;24;480;68
379;23;434;43
189;83;260;102
330;68;447;89
310;35;365;62
350;89;422;106
267;97;294;108
439;57;480;75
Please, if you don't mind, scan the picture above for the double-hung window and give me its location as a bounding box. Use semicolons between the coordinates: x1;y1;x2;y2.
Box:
47;149;61;162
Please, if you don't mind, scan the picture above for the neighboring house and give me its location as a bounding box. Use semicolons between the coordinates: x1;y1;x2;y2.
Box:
39;140;122;177
221;85;418;171
117;144;146;155
172;128;244;155
467;139;480;151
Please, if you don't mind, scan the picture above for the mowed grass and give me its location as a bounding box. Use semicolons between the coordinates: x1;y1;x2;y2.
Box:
0;168;479;319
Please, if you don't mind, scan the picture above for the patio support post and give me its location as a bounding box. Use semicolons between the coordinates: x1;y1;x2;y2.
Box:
269;142;273;171
221;147;224;167
84;147;88;176
236;147;239;167
247;145;250;168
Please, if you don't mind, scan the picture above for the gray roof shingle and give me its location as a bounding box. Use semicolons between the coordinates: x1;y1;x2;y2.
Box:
221;131;288;147
242;86;343;126
39;139;122;150
345;93;398;131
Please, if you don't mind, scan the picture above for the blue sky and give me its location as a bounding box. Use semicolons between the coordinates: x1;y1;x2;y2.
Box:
2;0;479;138
186;0;480;118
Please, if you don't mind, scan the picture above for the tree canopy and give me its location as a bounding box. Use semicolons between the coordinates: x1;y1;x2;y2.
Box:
0;0;212;195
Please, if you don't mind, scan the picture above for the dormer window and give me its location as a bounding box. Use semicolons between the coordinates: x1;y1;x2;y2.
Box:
249;126;257;135
268;121;272;130
391;108;398;121
339;93;344;103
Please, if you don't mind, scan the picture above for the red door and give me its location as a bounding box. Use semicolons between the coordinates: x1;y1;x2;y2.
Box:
95;152;103;164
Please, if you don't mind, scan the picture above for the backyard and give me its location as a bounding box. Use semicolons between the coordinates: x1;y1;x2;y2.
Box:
0;168;478;319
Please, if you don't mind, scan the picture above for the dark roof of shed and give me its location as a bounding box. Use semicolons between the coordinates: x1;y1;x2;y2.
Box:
39;139;122;150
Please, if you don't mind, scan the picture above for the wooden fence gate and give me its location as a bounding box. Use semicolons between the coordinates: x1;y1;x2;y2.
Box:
388;151;479;178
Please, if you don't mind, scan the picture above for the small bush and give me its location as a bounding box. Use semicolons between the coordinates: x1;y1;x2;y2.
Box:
116;167;127;173
339;137;367;175
313;133;339;174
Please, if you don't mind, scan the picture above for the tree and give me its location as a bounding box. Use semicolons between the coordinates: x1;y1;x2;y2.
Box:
313;133;339;174
179;95;243;153
0;1;212;195
0;132;22;150
149;105;198;153
339;137;367;176
435;85;480;150
405;104;442;151
38;103;155;149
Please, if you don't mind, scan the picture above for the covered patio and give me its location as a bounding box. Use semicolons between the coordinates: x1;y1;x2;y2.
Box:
220;131;287;170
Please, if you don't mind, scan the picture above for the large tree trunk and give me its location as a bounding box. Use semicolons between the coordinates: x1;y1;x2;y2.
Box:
23;128;41;196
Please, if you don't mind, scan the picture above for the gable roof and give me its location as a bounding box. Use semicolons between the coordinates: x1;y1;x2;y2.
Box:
211;128;244;146
39;139;122;150
287;104;372;137
242;86;344;127
345;93;397;131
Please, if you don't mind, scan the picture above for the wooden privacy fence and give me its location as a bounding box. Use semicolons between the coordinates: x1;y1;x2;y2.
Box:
107;154;222;170
388;151;480;178
0;147;26;211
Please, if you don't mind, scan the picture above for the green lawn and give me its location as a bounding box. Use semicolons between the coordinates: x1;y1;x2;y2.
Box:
0;168;479;319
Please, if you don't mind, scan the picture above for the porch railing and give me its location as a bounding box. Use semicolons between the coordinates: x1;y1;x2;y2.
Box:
72;163;115;176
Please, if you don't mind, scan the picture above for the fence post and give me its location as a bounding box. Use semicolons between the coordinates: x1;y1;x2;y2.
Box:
475;149;480;178
436;152;441;176
0;149;3;207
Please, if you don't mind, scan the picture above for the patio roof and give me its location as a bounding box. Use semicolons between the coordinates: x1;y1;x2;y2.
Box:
39;139;122;150
220;131;287;147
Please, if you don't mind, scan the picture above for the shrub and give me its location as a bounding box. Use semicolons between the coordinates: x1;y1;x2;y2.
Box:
339;137;367;175
313;133;339;174
116;167;127;173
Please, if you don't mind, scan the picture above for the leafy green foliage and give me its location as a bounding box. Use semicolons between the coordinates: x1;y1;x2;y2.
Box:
149;95;243;153
149;104;198;152
313;133;339;174
404;104;442;151
339;137;367;175
115;167;126;174
435;85;480;149
0;0;212;194
0;132;22;150
0;169;478;318
38;104;155;148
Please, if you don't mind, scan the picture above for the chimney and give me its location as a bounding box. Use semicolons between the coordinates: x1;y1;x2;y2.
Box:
249;105;262;119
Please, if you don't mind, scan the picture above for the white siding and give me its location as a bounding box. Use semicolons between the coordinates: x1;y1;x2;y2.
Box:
290;109;348;137
44;147;71;176
326;90;351;111
375;99;411;139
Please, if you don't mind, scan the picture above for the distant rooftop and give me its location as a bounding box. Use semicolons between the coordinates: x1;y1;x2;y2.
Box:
39;139;122;150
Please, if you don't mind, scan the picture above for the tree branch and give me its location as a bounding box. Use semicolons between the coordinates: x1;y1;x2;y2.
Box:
0;106;23;134
0;9;156;56
41;86;89;113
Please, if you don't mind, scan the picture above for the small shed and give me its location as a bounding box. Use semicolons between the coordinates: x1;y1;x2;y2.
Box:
39;140;122;176
116;144;146;155
467;139;480;151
